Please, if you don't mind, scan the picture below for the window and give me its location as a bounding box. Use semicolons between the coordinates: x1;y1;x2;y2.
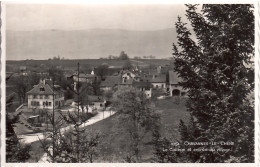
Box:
40;95;43;99
40;86;45;92
156;85;158;88
100;103;103;107
49;102;52;106
162;84;164;88
33;95;37;99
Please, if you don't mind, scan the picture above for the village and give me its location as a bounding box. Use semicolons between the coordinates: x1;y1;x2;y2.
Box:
6;58;187;140
4;3;254;164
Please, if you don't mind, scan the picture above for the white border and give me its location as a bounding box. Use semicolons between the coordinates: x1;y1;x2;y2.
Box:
1;1;259;167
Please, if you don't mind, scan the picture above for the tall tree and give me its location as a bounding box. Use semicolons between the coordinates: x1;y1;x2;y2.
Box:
96;63;109;80
171;4;254;162
112;87;159;162
122;60;133;70
6;86;31;162
119;51;129;60
10;75;30;104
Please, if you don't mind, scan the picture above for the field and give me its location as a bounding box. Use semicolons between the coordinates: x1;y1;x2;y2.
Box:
85;97;189;162
6;59;171;73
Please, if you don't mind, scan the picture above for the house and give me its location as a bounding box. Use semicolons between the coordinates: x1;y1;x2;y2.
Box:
19;66;29;76
148;74;167;89
100;76;121;91
133;81;152;98
73;73;96;83
73;72;97;90
119;70;141;86
27;79;65;109
121;70;136;80
168;70;187;96
88;95;106;111
74;95;106;111
120;77;134;87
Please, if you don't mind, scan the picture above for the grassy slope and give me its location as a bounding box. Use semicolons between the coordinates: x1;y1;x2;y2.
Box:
85;97;189;162
24;97;189;162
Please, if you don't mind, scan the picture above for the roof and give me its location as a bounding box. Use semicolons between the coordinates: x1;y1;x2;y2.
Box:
26;80;63;95
147;74;166;83
75;73;96;78
88;95;104;102
133;81;152;89
169;70;182;84
100;76;121;87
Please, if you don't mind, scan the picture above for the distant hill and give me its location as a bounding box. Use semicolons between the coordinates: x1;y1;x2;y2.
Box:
6;28;179;60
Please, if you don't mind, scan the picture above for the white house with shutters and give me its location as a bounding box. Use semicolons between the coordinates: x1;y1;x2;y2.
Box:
26;79;64;109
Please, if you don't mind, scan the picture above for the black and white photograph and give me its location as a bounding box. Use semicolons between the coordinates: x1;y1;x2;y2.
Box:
1;1;257;165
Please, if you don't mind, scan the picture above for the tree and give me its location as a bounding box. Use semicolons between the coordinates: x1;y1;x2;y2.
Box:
28;72;41;86
122;60;133;70
48;66;69;90
39;63;101;163
6;86;31;162
169;4;254;162
96;63;109;80
10;75;30;104
112;87;159;162
119;51;129;60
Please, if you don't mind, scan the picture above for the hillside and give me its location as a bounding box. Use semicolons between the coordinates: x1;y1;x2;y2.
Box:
6;28;178;60
85;97;189;162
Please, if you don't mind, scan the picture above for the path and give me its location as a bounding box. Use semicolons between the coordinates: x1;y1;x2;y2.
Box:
18;110;115;144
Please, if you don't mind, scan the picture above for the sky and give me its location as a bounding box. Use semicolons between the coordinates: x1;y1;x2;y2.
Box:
6;3;191;31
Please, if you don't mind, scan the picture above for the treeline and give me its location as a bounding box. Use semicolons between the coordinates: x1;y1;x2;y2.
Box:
100;51;156;60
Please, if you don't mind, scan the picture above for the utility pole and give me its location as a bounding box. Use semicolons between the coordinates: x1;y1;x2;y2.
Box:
77;62;80;119
76;62;80;161
52;76;55;162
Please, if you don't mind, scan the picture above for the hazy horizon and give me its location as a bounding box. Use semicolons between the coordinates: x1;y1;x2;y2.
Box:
6;3;196;60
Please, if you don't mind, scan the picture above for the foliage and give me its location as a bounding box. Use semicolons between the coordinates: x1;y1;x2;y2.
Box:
9;75;30;104
119;51;129;60
6;92;31;162
122;60;133;70
96;63;109;80
169;4;254;162
39;116;101;163
48;66;69;90
39;63;101;163
112;87;160;162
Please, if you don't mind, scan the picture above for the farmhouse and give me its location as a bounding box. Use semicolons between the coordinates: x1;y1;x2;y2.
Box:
133;81;152;98
27;79;65;109
168;70;187;96
148;74;167;89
